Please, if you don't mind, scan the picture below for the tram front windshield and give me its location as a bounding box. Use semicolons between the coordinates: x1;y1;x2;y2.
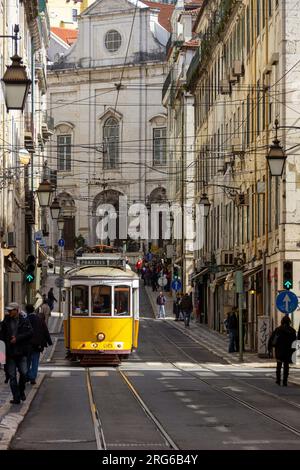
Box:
92;286;111;316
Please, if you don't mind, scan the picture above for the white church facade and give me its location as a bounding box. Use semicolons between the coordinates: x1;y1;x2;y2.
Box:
47;0;174;253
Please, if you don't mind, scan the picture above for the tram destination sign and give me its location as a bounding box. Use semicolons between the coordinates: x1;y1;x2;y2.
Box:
77;257;125;267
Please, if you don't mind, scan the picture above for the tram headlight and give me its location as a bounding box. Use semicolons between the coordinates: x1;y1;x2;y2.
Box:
97;332;105;342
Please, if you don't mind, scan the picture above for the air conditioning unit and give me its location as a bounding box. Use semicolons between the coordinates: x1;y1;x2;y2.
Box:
232;60;244;77
221;251;234;266
220;79;231;95
6;231;16;247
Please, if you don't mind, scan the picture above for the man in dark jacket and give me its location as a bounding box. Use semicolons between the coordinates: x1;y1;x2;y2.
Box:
26;304;52;385
47;288;57;312
181;293;193;328
268;315;296;386
0;303;33;404
228;310;238;353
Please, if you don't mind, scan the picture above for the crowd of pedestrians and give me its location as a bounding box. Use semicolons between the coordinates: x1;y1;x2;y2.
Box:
0;288;56;405
136;255;172;292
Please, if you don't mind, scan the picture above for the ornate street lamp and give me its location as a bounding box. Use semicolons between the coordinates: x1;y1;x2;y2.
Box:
57;216;65;232
36;178;53;208
0;26;31;111
19;148;31;165
267;120;287;177
50;197;61;220
199;193;211;217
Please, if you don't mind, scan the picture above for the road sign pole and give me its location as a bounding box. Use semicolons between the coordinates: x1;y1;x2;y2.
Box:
235;271;244;363
58;246;63;315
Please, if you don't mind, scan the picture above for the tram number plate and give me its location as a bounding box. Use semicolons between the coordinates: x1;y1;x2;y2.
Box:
90;342;124;349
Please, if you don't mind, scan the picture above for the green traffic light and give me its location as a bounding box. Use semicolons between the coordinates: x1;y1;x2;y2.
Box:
284;280;292;290
25;274;34;283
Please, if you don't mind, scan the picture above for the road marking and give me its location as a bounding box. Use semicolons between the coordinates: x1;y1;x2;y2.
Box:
51;372;71;377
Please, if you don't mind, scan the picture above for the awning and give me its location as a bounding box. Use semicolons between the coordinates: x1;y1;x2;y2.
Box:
215;270;234;285
191;267;209;281
2;249;24;272
2;248;13;257
243;265;262;277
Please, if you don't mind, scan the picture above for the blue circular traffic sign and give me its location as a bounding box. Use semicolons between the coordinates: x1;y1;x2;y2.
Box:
172;279;182;292
276;290;298;314
58;239;65;248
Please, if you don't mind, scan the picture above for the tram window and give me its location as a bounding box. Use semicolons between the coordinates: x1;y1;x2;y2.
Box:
72;285;89;316
114;286;130;316
91;286;111;316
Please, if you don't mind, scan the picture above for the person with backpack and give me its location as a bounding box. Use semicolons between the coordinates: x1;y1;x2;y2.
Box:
156;292;166;319
26;304;52;385
268;315;296;386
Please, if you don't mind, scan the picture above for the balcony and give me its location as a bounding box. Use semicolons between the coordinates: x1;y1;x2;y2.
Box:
162;69;172;103
186;0;241;89
42;113;54;141
24;112;35;153
166;34;184;58
25;191;35;225
186;48;201;88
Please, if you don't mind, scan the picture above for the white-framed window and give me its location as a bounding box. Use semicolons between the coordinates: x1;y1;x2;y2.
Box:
57;134;71;171
103;117;119;169
72;9;78;22
105;30;122;52
153;127;167;166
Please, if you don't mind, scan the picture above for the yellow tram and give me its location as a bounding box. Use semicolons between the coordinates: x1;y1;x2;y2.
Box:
63;254;139;364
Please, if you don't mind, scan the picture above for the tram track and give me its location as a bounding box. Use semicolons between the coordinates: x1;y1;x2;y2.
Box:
147;319;300;439
85;366;179;450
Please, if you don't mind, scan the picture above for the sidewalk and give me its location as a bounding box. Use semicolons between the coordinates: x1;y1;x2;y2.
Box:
0;312;62;449
144;286;298;368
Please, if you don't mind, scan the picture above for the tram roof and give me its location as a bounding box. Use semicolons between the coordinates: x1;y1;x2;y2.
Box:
66;265;139;280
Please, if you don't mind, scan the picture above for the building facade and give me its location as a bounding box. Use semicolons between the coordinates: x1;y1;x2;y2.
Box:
162;0;202;291
185;0;300;351
0;0;51;317
47;0;91;29
47;0;174;255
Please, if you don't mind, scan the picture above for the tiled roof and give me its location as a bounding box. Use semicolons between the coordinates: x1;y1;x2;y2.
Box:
142;1;175;32
51;27;78;46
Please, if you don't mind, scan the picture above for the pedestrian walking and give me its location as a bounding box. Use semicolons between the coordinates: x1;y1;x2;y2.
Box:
26;304;52;385
47;288;57;312
0;309;10;383
156;292;166;319
34;290;43;313
38;298;51;326
181;293;193;328
173;293;181;321
0;303;32;404
151;271;158;292
228;310;238;353
268;315;296;386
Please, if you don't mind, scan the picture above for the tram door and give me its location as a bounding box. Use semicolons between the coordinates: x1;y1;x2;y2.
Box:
132;287;139;348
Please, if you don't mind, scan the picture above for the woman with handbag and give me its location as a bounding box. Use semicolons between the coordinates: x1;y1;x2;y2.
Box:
268;315;296;386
